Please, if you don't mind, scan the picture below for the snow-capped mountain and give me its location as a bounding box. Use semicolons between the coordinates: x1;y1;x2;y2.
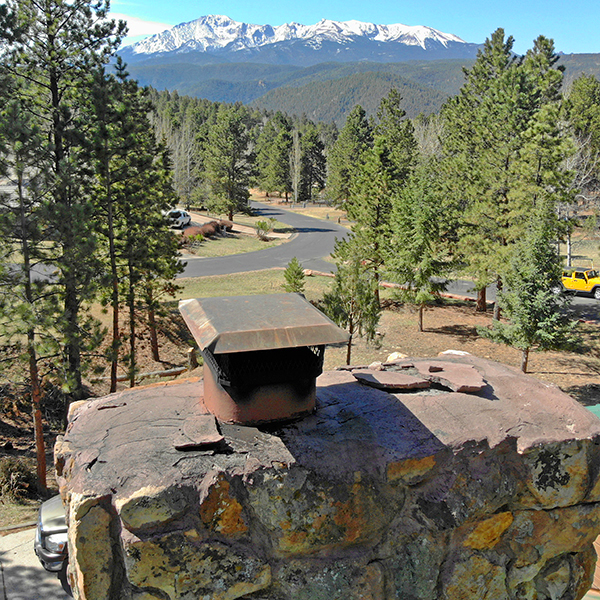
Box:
120;15;479;66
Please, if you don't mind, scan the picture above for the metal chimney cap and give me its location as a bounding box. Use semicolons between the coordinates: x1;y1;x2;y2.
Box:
179;293;350;355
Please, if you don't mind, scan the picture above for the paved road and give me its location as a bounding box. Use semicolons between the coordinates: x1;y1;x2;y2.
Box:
180;201;349;278
445;278;600;322
0;528;70;599
179;204;600;321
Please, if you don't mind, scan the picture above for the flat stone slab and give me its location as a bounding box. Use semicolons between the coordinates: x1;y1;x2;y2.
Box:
352;370;430;390
413;360;486;393
173;414;224;450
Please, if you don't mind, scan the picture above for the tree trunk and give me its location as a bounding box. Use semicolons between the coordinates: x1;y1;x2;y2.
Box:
567;229;572;267
19;174;46;493
521;347;530;373
346;322;354;365
107;189;120;393
418;304;424;332
148;303;160;363
493;277;502;321
476;287;487;312
128;263;137;388
29;337;47;494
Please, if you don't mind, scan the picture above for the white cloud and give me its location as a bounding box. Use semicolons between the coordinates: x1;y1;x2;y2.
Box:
109;12;173;37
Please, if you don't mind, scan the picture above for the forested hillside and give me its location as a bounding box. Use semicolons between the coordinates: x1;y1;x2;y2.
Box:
126;53;600;123
248;71;448;123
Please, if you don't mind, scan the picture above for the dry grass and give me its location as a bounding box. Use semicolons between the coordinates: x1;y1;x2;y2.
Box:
250;190;350;226
180;232;286;259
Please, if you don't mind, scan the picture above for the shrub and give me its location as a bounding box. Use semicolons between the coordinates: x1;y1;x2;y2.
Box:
283;257;306;294
256;218;276;240
198;221;220;238
219;219;233;232
0;457;37;501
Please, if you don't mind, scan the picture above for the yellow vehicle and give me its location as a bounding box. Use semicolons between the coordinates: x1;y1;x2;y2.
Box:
561;268;600;299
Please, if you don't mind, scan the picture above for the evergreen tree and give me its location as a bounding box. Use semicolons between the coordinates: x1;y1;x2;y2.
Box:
256;113;292;199
374;88;418;181
387;161;455;331
563;74;600;255
479;202;578;372
0;85;58;492
282;257;305;294
340;90;418;303
327;105;373;207
323;250;381;366
2;0;126;398
299;122;327;202
440;30;572;317
204;104;254;220
87;62;182;390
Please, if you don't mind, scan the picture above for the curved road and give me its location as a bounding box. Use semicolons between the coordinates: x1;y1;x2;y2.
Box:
180;201;349;278
179;201;599;322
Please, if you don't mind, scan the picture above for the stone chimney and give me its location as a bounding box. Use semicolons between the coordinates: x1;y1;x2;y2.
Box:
54;298;600;600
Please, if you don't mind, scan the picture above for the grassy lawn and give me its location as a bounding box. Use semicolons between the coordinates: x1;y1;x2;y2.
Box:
177;269;335;302
182;233;286;259
1;498;41;529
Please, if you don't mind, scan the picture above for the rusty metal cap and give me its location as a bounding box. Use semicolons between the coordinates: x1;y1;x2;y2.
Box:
179;293;349;355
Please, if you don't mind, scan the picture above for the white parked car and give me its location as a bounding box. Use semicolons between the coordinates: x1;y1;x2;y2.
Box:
166;209;191;229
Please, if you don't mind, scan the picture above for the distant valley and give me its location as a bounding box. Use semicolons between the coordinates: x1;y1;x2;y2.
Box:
117;15;600;124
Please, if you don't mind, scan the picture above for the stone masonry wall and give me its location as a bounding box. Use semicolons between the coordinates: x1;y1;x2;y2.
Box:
55;356;600;600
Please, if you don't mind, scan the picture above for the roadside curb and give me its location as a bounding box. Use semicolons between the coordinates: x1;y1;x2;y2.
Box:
304;271;494;306
0;521;36;535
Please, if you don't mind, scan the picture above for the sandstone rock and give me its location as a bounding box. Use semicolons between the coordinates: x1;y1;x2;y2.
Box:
352;369;430;391
462;511;514;550
246;468;398;555
56;357;600;599
274;558;385;600
386;351;408;362
504;502;600;567
516;439;590;509
68;498;115;600
199;471;248;536
383;519;448;600
116;485;192;533
441;554;509;600
125;534;271;600
368;361;384;370
414;360;486;392
173;414;224;450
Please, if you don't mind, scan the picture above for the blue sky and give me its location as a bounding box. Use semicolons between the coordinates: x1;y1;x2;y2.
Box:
109;0;600;55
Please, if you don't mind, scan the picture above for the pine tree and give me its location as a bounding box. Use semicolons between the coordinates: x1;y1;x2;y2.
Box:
327;105;372;207
256;113;292;199
204;104;254;220
86;62;182;390
282;257;305;294
2;0;126;398
322;250;381;366
440;30;572;318
299;122;327;202
479;202;578;372
0;85;58;493
387;161;455;331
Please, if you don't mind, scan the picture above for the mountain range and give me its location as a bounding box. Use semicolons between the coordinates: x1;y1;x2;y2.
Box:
119;15;481;66
118;16;600;125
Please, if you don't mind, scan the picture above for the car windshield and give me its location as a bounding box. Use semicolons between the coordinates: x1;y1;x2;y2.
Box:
169;211;181;218
588;270;598;279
